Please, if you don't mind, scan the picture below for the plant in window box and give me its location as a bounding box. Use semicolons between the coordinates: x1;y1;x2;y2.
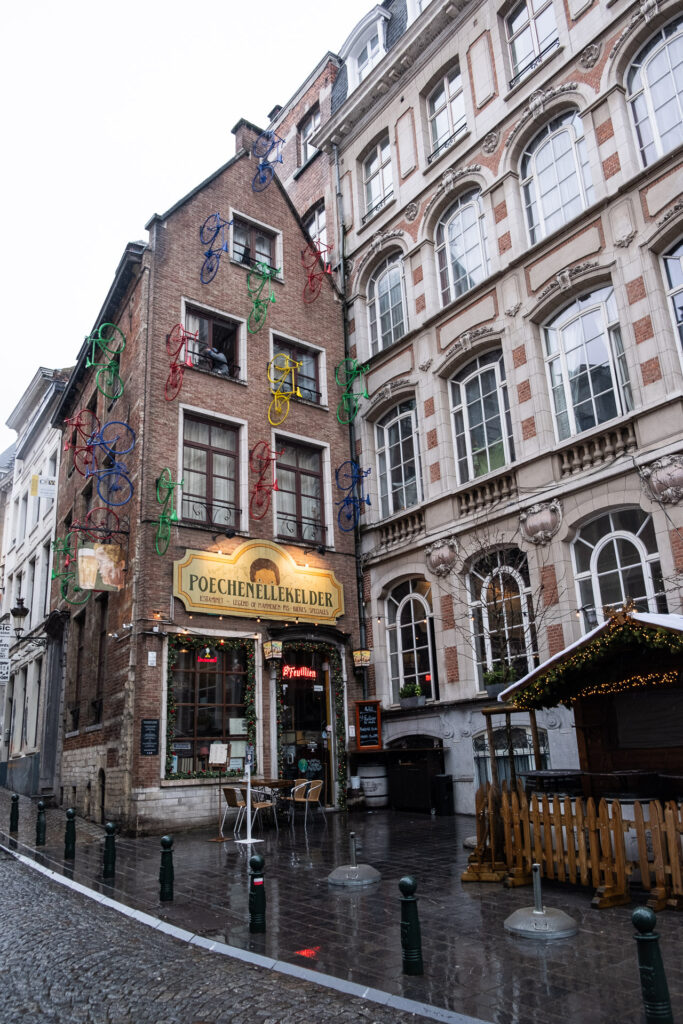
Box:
482;664;517;700
398;682;426;709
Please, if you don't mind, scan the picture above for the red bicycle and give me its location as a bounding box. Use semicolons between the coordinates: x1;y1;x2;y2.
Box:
165;323;198;400
249;441;284;520
301;241;332;303
64;409;101;476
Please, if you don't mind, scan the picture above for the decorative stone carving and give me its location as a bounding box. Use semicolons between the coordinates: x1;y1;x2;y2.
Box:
373;377;417;406
658;199;683;228
610;2;659;59
482;131;499;154
578;42;602;69
353;228;406;282
457;325;496;350
614;230;636;248
418;357;433;372
405;201;419;222
425;536;458;576
519;500;563;545
505;302;522;317
506;84;579;148
422;165;482;222
642;455;683;504
537;261;599;299
440;715;457;740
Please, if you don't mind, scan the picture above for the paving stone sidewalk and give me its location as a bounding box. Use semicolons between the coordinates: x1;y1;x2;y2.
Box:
1;787;681;1023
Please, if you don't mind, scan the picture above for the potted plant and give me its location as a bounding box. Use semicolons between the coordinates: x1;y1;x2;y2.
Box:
482;663;517;700
399;682;426;709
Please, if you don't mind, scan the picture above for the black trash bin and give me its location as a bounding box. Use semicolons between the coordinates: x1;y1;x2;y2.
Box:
431;774;454;816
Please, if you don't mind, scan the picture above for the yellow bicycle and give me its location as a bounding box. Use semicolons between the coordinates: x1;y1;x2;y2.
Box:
267;352;302;426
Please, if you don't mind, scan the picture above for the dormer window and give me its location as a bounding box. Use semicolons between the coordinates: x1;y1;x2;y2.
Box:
357;31;381;81
339;7;390;92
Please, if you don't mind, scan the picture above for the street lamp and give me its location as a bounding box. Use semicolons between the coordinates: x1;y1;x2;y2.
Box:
10;598;48;647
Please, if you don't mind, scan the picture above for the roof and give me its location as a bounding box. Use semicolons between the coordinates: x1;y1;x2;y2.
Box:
499;610;683;710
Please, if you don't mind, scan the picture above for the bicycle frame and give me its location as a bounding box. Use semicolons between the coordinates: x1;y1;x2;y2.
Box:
252;131;285;192
165;323;199;401
335;358;370;425
249;441;284;520
267;353;302;426
199;213;233;284
155;468;183;556
301;240;333;303
335;460;371;531
85;324;126;400
247;262;280;334
51;533;90;606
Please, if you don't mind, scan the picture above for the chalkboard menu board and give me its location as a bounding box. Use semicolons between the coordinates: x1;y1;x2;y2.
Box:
140;718;159;756
355;700;382;751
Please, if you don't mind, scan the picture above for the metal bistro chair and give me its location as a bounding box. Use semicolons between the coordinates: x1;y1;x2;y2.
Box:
221;786;246;836
286;779;309;827
303;779;327;828
251;788;279;833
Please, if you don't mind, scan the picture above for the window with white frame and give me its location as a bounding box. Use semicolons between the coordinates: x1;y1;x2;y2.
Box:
627;16;683;168
363;137;393;221
386;579;438;702
427;64;466;160
181;415;240;531
435;190;489;305
543;286;633;442
368;254;406;355
232;217;276;268
467;548;538;684
273;337;321;404
450;351;515;483
185;308;241;380
304;203;326;248
376;399;422;518
520;110;594;245
506;0;559;88
572;508;668;631
275;440;324;545
300;107;320;164
357;29;382;82
663;239;683;357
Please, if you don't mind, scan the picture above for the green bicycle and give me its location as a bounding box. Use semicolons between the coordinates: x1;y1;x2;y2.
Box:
155;468;183;556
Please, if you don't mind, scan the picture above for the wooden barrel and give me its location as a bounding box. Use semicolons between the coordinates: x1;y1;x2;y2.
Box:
358;765;388;808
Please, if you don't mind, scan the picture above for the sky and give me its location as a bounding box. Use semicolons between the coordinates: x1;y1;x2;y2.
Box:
0;0;373;452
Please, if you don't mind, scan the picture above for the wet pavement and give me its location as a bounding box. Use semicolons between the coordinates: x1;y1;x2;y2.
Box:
1;788;682;1023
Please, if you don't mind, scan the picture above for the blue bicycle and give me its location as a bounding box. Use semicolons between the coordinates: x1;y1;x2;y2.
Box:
252;131;284;192
335;461;371;531
200;213;233;283
83;421;136;506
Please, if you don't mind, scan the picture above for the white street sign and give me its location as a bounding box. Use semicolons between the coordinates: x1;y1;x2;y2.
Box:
0;662;9;682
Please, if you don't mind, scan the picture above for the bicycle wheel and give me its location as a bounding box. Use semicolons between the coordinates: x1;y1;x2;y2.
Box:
99;421;135;456
336;394;358;425
337;500;358;532
199;213;221;247
71;408;101;442
249;440;271;474
335;357;357;388
73;446;98;477
248;300;268;334
252;131;273;158
249;486;271;521
268;394;289;427
157;467;174;505
61;575;90;606
155;517;172;556
97;323;126;354
252;162;275;193
303;273;323;304
82;506;120;541
97;471;133;507
95;364;124;400
335;460;360;492
166;323;185;360
165;363;184;401
201;251;220;284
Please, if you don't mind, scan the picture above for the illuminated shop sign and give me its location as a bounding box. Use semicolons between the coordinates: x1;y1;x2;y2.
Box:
173;541;344;623
282;665;317;679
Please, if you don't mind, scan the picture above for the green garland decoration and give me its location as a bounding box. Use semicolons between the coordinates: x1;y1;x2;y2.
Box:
165;634;256;780
273;641;348;809
512;619;683;711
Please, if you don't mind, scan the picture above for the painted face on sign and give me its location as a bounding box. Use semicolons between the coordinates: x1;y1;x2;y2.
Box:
253;567;277;586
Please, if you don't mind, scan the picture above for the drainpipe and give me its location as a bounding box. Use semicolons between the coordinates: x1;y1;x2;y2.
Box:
333;143;368;699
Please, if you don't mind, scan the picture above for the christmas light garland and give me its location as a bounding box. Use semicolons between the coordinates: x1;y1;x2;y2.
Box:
165;634;256;780
512;618;683;710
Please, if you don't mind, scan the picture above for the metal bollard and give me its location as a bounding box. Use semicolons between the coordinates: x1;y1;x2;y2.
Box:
64;808;76;860
399;875;424;976
35;800;46;847
249;854;266;933
159;835;174;902
632;906;674;1024
103;822;116;879
10;793;19;833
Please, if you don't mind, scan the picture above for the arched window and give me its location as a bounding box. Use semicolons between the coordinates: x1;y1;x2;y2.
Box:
467;548;538;684
368;255;406;355
572;508;668;630
427;63;466;160
543;286;633;442
449;351;515;483
473;726;549;788
386;579;438;702
363;136;393;221
627;17;683;167
663;238;683;357
520;110;594;244
375;399;422;518
435;190;489;305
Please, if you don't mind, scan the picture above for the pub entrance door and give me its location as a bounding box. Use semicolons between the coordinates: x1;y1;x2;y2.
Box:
280;647;333;804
